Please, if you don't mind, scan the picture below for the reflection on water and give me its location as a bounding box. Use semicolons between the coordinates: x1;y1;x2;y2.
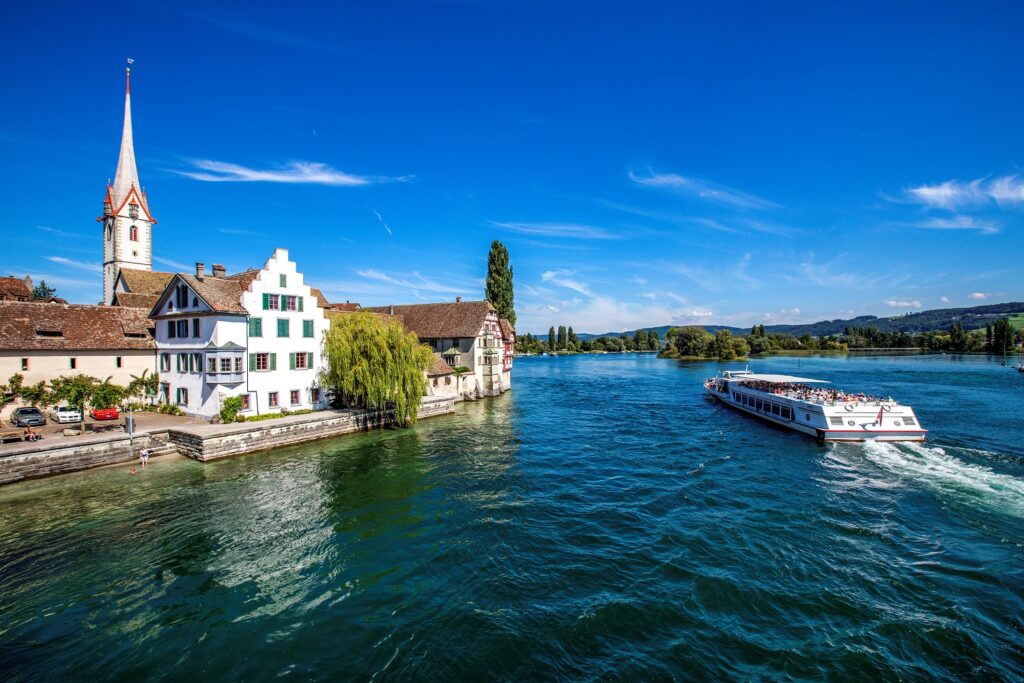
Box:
1;355;1023;680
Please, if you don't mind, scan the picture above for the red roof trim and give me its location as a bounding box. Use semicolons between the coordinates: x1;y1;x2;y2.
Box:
112;184;157;224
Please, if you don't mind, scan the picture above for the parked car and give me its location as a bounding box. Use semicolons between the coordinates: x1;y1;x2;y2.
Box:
89;407;121;421
11;407;47;427
51;406;83;424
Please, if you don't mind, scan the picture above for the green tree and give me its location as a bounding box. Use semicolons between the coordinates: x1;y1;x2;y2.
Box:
127;369;160;405
712;329;737;360
51;375;97;435
992;318;1013;356
557;325;567;350
30;280;57;301
91;378;125;409
665;326;713;357
319;312;433;426
731;336;750;358
19;381;50;407
568;326;579;351
484;240;516;326
634;329;646;351
548;326;556;352
949;322;968;352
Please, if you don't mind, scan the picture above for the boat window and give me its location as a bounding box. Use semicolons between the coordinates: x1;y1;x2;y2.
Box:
772;404;781;416
903;417;916;426
755;399;763;411
781;407;792;420
830;416;844;426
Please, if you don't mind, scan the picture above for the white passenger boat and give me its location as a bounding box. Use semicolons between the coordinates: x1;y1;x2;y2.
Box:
703;370;926;442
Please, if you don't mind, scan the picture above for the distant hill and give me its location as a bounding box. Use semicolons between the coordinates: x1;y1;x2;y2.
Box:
568;301;1024;340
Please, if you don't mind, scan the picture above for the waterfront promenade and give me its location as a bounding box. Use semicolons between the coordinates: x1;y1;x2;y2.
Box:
0;396;455;485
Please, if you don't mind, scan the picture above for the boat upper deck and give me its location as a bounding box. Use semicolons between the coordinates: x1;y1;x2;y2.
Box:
718;372;896;407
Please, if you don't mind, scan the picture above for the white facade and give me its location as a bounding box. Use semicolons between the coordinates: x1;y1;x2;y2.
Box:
152;249;329;421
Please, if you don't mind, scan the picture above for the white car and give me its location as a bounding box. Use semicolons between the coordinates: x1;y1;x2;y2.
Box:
51;406;83;424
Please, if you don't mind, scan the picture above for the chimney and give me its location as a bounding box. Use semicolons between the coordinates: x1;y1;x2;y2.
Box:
456;296;463;303
212;264;226;278
195;263;205;280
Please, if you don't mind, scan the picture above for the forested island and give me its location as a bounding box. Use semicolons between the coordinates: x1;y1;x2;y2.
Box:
519;317;1022;361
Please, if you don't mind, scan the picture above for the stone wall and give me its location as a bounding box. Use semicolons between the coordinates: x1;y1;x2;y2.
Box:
168;396;455;462
0;397;456;484
0;430;175;485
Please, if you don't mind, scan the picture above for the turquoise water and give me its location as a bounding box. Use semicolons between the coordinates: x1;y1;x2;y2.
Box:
1;353;1023;680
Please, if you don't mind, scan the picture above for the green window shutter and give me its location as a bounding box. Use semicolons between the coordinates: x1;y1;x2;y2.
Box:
307;352;313;368
249;353;256;371
262;293;269;310
303;320;313;337
249;317;262;337
298;297;304;312
269;353;277;371
278;319;289;337
280;274;287;287
289;352;296;370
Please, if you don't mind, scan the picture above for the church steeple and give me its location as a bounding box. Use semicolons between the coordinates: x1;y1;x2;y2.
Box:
111;64;141;208
101;60;155;305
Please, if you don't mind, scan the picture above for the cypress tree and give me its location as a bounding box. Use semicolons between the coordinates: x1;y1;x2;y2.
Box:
485;240;516;326
548;326;556;351
557;325;567;350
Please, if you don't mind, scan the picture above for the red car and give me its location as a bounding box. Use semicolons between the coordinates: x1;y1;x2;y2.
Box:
89;407;121;421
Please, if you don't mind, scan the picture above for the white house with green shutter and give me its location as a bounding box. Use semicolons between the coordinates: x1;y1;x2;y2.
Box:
150;248;329;420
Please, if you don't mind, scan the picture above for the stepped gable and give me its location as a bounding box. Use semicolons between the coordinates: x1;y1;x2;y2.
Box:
363;301;495;339
0;301;155;351
111;291;159;309
119;269;174;296
175;274;246;314
0;277;32;301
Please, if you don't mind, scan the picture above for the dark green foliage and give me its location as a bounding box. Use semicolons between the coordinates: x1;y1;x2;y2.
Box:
30;280;57;301
220;396;244;423
548;326;556;351
557;325;567;350
485;240;516;326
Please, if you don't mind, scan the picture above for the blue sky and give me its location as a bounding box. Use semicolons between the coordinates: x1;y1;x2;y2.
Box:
2;1;1022;334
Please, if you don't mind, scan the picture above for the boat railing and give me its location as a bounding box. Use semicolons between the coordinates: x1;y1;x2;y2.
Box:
743;385;897;407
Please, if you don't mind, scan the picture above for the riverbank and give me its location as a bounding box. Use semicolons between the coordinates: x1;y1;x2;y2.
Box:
0;396;455;485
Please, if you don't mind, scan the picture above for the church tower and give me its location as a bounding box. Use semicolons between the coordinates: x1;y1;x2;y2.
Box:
100;62;156;305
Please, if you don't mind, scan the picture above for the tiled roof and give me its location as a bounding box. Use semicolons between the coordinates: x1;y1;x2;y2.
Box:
0;301;155;351
112;291;159;309
0;276;31;301
309;288;330;308
428;353;456;377
175;274;246;314
118;269;174;296
499;318;515;341
363;301;495;339
327;301;361;311
226;268;261;292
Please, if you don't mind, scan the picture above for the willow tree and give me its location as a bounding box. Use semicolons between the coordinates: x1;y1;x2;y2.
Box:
320;312;433;426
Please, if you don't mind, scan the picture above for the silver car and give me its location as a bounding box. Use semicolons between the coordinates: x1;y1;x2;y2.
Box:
51;406;83;424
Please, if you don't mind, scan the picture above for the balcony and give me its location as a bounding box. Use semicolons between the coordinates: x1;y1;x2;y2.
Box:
205;372;244;385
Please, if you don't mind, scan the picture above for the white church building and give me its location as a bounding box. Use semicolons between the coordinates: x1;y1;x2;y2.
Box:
150;249;330;420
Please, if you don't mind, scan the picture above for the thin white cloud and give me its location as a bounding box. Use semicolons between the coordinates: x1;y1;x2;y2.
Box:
356;269;466;295
45;256;102;273
153;256;191;271
940;296;950;304
968;292;991;300
904;175;1024;209
541;269;593;297
628;169;779;210
176;160;408;186
38;225;83;238
491;221;619;240
912;215;999;234
371;208;393;236
885;299;923;309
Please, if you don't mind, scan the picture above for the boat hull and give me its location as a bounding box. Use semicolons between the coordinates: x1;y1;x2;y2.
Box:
704;385;926;443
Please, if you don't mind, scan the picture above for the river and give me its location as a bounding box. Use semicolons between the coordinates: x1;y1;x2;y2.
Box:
1;353;1022;680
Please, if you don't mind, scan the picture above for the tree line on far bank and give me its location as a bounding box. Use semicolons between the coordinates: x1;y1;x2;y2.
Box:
660;318;1022;360
517;326;661;354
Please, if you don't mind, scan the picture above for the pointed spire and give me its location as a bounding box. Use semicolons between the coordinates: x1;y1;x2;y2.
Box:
111;60;141;206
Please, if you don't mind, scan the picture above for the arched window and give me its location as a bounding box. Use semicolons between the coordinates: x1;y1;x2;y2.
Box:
106;225;112;241
129;225;139;241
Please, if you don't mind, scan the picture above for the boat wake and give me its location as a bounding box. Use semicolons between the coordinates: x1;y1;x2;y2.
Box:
861;440;1024;519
